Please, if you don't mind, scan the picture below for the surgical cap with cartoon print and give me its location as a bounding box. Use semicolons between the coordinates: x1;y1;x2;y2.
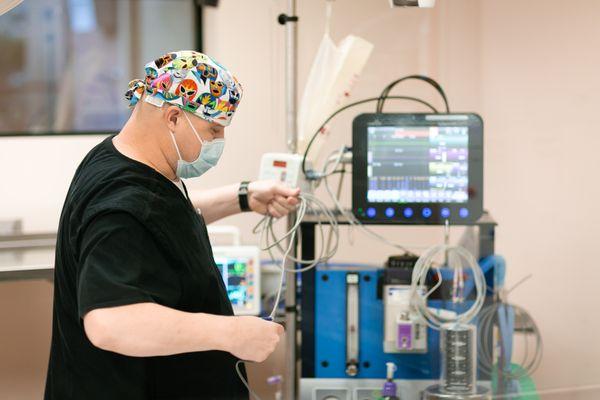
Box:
125;50;243;127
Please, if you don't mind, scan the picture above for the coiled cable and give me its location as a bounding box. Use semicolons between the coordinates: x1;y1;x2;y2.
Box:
409;244;487;330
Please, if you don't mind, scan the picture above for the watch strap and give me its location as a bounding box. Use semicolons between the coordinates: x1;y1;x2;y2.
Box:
238;181;251;212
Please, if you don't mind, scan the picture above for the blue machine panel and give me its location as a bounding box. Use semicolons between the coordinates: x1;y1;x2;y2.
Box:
313;258;501;380
315;268;440;379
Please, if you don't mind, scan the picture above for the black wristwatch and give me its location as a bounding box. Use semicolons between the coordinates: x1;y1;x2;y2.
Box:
238;181;251;212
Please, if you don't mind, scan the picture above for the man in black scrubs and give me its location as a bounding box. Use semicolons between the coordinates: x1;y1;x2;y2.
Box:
44;51;299;399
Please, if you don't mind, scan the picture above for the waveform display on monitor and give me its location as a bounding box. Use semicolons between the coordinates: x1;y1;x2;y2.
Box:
367;126;469;203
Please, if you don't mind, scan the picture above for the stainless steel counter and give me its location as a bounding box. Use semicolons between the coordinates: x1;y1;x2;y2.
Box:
0;233;56;282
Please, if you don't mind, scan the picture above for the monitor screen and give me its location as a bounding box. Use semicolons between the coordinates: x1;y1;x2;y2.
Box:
367;126;469;204
352;113;483;225
214;255;258;315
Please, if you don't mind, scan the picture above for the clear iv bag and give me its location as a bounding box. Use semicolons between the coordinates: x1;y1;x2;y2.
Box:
297;32;373;160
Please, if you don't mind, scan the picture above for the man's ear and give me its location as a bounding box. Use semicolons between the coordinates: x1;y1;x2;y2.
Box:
164;105;182;132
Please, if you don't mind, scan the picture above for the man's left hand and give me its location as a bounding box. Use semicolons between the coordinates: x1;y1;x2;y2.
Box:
247;180;300;218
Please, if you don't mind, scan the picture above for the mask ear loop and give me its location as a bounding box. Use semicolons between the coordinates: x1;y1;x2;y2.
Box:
182;111;205;145
169;130;183;161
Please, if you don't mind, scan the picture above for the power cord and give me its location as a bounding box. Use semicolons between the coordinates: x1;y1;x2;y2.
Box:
375;75;450;113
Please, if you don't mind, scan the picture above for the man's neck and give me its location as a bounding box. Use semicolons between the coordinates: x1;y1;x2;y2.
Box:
113;118;177;181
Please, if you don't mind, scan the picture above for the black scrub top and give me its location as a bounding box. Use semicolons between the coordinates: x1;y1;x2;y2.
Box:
44;136;248;400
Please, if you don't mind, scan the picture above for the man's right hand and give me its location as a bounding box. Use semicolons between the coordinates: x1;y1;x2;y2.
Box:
228;316;284;362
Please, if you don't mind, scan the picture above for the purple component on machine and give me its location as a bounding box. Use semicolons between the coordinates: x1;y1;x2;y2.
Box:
382;380;397;397
397;323;413;349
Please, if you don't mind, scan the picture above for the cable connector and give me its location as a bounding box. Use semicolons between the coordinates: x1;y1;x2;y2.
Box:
305;169;323;181
339;149;353;164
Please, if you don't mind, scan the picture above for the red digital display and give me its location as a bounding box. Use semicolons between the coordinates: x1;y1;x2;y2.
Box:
273;160;287;168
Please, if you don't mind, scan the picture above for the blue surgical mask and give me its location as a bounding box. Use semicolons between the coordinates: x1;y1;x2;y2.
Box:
169;112;225;179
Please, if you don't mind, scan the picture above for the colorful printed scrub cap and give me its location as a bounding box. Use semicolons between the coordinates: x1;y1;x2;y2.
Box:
125;50;243;127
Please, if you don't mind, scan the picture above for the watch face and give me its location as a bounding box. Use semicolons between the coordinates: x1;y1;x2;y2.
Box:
239;182;250;194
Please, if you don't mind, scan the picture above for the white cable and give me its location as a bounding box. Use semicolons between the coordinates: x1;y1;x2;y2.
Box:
409;244;486;330
237;186;340;400
269;229;296;320
233;229;298;400
235;360;262;400
253;193;339;277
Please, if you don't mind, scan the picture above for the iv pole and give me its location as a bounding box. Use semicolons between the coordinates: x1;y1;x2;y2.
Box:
278;1;299;399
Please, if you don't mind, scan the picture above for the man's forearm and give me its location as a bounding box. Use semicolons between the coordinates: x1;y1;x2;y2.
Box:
189;183;241;224
84;302;235;357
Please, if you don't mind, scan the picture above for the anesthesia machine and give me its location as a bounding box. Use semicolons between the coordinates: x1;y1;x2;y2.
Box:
228;71;542;400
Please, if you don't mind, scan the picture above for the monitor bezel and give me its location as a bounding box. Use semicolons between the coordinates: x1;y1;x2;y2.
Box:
352;113;484;225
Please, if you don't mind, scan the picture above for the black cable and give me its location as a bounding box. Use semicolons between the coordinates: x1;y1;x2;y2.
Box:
301;95;438;177
376;75;450;113
376;75;448;112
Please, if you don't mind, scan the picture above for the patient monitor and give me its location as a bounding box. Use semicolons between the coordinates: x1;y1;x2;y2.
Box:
213;246;261;316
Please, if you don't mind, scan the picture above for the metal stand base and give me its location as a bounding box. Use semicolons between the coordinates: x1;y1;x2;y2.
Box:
423;385;491;400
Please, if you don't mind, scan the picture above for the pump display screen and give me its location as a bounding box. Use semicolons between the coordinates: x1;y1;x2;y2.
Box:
352;113;483;224
367;126;469;204
214;254;258;315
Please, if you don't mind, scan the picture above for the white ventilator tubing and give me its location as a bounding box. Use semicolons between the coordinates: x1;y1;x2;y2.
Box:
409;244;486;330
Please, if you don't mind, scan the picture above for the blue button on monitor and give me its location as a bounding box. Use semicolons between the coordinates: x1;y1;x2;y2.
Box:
459;207;470;219
440;207;451;219
366;207;376;218
422;207;432;218
403;207;414;218
385;207;395;218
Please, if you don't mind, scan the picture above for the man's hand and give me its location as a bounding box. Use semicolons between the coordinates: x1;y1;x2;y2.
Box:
227;316;284;362
248;180;300;218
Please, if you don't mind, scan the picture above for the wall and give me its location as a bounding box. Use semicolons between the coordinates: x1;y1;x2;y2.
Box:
479;0;600;393
1;0;600;398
